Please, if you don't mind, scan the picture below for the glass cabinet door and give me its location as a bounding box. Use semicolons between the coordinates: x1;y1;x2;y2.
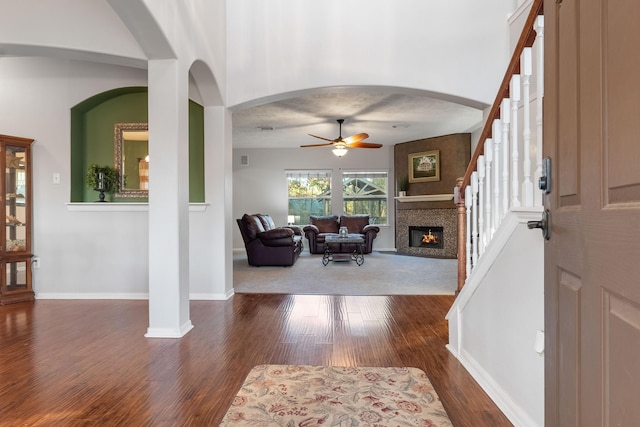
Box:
4;261;29;292
5;145;28;253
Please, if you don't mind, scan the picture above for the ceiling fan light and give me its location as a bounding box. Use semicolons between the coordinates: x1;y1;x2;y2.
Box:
332;146;348;157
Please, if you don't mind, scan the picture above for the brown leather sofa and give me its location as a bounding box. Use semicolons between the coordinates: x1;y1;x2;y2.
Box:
236;213;303;266
303;214;380;254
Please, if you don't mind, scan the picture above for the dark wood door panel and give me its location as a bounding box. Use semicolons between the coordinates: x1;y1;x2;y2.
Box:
558;0;580;205
605;1;640;204
558;269;582;427
604;291;640;426
585;211;640;301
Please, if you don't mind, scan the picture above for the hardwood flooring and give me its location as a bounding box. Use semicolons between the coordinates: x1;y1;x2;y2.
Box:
0;295;512;426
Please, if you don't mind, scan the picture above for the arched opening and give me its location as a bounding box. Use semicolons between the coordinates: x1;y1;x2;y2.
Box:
69;87;205;202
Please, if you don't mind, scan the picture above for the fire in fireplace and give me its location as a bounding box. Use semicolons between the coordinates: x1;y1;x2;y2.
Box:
409;226;444;249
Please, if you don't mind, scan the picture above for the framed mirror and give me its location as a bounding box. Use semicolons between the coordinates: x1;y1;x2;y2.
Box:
114;122;149;198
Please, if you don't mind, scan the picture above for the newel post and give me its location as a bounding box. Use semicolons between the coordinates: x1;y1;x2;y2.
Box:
455;177;467;295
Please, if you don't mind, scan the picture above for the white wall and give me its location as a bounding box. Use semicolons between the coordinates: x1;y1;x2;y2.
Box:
0;57;144;296
226;0;516;109
0;1;146;67
233;146;396;252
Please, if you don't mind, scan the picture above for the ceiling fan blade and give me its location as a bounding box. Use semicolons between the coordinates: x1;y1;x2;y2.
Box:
349;141;383;149
300;142;335;148
308;134;335;142
344;133;369;144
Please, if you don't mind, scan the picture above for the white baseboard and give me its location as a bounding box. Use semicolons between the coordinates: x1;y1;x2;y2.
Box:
36;291;234;300
445;343;459;358
457;350;540;427
145;320;194;338
36;292;149;300
190;289;234;300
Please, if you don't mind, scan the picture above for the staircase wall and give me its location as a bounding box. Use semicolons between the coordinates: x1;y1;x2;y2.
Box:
447;210;544;427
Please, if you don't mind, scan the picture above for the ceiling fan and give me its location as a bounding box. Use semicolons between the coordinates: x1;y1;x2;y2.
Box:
300;119;382;157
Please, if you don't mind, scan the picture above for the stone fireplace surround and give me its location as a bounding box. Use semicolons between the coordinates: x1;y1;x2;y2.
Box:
396;208;457;258
393;133;468;259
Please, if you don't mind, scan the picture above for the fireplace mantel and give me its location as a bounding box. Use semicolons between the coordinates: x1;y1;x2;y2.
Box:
394;194;454;203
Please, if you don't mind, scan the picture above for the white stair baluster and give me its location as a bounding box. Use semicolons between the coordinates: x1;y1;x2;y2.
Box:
522;48;534;207
477;156;485;254
492;119;501;229
501;99;510;215
465;185;472;276
484;139;493;241
534;16;545;207
510;75;521;208
471;172;479;269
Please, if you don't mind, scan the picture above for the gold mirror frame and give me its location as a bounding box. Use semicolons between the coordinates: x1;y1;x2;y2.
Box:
114;122;149;198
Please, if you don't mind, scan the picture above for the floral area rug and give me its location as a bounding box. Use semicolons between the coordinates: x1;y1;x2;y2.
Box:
220;365;453;426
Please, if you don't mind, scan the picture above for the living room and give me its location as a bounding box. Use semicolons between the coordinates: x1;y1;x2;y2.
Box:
233;117;475;260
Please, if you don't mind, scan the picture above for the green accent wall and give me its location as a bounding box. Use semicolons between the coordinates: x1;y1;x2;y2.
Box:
189;101;205;202
70;87;205;202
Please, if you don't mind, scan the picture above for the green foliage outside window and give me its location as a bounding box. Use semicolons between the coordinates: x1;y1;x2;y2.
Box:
287;172;331;225
286;171;388;226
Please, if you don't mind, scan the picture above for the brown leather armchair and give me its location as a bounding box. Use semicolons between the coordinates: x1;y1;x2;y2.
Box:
303;214;379;254
236;213;303;266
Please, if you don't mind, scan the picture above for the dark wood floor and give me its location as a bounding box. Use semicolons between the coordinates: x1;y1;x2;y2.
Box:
0;294;512;426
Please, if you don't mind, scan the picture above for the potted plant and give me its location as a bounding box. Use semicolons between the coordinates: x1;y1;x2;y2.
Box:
397;175;409;197
86;163;118;202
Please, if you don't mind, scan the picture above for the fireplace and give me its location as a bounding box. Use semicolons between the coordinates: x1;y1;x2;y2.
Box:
409;226;444;249
395;208;456;258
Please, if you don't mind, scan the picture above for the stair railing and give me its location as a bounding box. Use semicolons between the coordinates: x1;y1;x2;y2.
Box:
456;0;544;293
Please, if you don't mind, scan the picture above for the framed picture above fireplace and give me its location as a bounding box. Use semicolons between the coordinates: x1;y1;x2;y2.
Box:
408;150;440;183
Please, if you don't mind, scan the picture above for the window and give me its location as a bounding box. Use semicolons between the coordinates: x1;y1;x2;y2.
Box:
287;170;331;225
342;171;388;225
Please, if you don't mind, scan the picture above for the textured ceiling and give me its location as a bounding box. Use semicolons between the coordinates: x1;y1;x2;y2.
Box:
232;89;484;150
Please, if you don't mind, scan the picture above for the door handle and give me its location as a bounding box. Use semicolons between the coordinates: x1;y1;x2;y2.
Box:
527;209;550;240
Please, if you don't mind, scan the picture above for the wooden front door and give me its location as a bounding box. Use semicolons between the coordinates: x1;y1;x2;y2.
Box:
544;0;640;425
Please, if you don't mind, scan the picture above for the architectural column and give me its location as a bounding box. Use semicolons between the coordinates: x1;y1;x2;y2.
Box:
205;106;234;297
146;59;193;338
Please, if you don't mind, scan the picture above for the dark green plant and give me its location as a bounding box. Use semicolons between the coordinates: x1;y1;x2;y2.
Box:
397;175;409;192
86;164;119;193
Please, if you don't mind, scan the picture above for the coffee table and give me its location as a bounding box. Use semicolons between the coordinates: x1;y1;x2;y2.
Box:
322;235;365;266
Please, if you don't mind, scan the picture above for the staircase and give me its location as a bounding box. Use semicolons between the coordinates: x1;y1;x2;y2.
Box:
446;1;545;426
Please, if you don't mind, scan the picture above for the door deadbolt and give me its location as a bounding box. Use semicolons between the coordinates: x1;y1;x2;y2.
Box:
527;209;550;240
538;157;551;194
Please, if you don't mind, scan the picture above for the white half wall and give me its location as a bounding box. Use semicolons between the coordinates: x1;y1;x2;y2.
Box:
447;210;544;427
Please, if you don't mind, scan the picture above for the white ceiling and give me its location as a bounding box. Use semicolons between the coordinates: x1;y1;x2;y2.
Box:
232;88;485;150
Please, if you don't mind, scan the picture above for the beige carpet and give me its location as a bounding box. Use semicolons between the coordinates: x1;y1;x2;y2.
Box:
221;364;453;426
233;251;457;295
